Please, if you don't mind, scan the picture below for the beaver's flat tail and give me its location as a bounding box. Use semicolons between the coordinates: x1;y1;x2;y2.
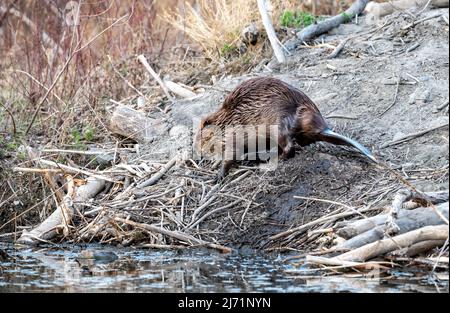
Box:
320;128;377;163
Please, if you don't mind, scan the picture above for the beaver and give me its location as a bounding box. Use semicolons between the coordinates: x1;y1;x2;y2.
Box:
195;77;377;179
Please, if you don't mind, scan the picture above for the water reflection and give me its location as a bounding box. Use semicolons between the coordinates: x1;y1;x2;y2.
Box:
0;243;447;293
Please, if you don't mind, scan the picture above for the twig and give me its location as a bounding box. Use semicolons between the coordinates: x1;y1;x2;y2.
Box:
164;81;197;99
25;14;129;135
294;196;367;220
436;99;449;111
188;200;241;229
270;205;377;241
380;76;400;116
13;167;64;174
381;122;449;148
37;159;117;183
0;101;16;136
107;54;146;99
41;148;118;155
328;38;350;59
406;41;422;53
402;12;443;30
416;0;433;16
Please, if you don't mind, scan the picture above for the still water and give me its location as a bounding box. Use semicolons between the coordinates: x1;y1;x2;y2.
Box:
0;243;448;293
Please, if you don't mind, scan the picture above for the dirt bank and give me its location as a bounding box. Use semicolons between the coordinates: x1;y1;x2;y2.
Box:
128;8;448;250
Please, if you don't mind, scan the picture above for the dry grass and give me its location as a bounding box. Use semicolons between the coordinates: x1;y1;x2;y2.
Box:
163;0;260;59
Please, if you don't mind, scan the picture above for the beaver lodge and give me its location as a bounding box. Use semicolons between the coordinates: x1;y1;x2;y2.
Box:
0;0;449;282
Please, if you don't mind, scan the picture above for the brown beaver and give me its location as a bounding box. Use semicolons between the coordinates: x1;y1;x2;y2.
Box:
195;77;377;179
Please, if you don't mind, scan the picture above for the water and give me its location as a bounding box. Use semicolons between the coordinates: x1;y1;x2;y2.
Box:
0;243;447;293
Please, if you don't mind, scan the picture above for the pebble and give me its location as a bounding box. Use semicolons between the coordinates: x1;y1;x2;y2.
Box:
409;87;432;105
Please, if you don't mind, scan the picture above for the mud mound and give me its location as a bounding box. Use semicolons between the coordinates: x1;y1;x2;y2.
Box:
124;8;448;250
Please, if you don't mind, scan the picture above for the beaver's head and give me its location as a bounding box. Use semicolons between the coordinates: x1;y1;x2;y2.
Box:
195;118;224;160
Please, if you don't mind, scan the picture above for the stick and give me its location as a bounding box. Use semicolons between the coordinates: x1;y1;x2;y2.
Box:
270;206;377;241
188;200;241;229
396;239;447;257
328;38;350;59
137;55;174;101
136;156;178;189
164;81;196;99
257;0;286;63
381;122;449;148
0;101;16;136
402;11;444;30
115;217;231;253
436;99;449;111
305;255;388;269
36;159;117;183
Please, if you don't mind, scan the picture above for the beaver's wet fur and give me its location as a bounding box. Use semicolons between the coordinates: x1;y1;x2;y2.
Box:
195;77;376;179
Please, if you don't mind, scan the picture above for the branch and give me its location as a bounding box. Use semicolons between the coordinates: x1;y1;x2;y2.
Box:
257;0;286;63
296;0;370;44
334;225;449;262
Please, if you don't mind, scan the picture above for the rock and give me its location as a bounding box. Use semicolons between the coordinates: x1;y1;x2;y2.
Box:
328;23;364;36
89;147;115;167
78;250;119;264
283;37;299;52
169;125;190;139
409;87;432;105
242;23;259;46
109;105;168;143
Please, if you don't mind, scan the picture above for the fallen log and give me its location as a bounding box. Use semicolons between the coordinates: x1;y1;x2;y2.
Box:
296;0;370;44
18;177;105;245
337;226;386;250
336;191;449;239
109;105;168;143
365;0;449;20
333;225;449;262
305;255;390;270
336;202;448;249
392;239;447;257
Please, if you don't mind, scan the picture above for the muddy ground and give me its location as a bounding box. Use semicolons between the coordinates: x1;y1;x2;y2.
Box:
125;8;449;250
